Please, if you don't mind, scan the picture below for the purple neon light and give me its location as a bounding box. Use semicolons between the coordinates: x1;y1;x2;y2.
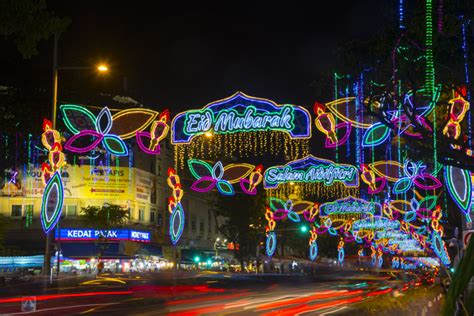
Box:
190;176;217;193
136;131;161;155
303;210;316;222
368;177;387;194
315;226;328;235
325;122;352;148
272;209;289;221
64;130;104;154
413;174;442;190
239;178;257;195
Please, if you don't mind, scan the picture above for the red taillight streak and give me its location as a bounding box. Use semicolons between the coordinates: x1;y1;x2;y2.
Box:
165;292;248;307
0;291;132;304
255;290;362;311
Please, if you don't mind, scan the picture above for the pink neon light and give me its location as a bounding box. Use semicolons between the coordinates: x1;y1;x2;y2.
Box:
302;210;316;222
190;176;217;193
239;178;257;195
325;122;352;148
316;226;328;235
0;291;133;304
136;131;161;155
64;130;104;153
272;209;289;221
368;177;387;194
413;174;442;190
416;208;433;219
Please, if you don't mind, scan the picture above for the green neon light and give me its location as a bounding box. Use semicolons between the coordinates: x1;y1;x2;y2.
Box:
188;159;213;180
183;105;296;136
60;104;97;134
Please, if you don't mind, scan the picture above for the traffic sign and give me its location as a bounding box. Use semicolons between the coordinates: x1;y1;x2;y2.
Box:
21;296;36;312
463;230;474;249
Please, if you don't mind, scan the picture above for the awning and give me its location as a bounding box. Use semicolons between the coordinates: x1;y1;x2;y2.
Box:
60;242;134;259
138;244;163;257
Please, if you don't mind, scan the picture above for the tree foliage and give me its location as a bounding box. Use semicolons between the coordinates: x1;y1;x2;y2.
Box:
80;204;129;229
0;0;70;58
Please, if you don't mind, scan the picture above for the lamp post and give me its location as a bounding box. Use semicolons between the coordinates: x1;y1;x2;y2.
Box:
44;33;109;277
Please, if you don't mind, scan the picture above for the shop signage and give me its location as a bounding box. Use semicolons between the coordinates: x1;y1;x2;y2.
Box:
55;228;150;242
171;91;311;144
320;196;381;216
264;155;359;189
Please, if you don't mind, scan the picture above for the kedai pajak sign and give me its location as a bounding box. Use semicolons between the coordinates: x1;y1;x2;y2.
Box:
263;155;359;189
55;228;151;242
171;91;311;143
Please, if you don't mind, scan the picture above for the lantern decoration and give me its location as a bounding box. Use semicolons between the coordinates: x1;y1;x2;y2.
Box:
443;96;469;140
392;257;400;269
136;109;170;155
239;164;264;195
167;168;185;245
313;101;351;148
370;245;377;266
188;159;256;196
360;164;386;194
377;247;383;268
41;119;66;185
309;226;318;261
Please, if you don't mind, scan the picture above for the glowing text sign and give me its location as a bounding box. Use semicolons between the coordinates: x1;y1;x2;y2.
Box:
320;196;381;216
172;92;311;143
55;228;151;242
264;155;359;189
353;216;400;231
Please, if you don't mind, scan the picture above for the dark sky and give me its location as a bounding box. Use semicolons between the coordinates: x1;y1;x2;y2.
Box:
1;1;392;112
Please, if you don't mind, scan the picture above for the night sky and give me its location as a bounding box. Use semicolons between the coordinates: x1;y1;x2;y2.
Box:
1;1;391;112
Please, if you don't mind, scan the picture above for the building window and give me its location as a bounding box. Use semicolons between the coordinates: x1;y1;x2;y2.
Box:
150;208;156;223
139;209;145;222
191;215;196;232
157;211;163;226
24;205;34;217
11;205;22;217
66;205;77;217
199;220;204;235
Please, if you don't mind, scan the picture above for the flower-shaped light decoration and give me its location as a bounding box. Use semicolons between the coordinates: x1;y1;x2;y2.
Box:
313;102;351;148
61;104;159;156
136;109;170;154
443;96;469;140
309;227;318;261
167;168;185;245
392;160;442;195
303;203;319;223
239;164;263;195
268;197;301;222
188;159;255;196
360;164;387;194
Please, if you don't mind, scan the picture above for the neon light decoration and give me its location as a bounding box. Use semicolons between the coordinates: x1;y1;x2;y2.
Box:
267;197;303;223
136;109;170;155
431;230;450;266
188;159;256;195
167;168;185;245
320;196;381;217
360;164;386;194
266;231;277;257
313;102;351;147
353;216;400;231
264;155;359;189
444;166;472;221
40;172;65;234
392;160;442;194
239;165;263;195
337;239;345;264
443;96;470;139
171;91;311;144
309;227;318;261
61;104;159;155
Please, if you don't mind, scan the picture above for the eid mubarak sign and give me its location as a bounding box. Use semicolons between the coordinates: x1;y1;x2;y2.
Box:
171;92;311;144
263;155;359;189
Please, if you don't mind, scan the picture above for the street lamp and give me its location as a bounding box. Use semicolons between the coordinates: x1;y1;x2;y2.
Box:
45;33;110;277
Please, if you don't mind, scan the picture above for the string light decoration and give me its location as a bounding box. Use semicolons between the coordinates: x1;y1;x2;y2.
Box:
136;109;170;155
444;166;472;222
442;96;470;140
167;168;185;245
40;172;64;234
188;159;257;195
